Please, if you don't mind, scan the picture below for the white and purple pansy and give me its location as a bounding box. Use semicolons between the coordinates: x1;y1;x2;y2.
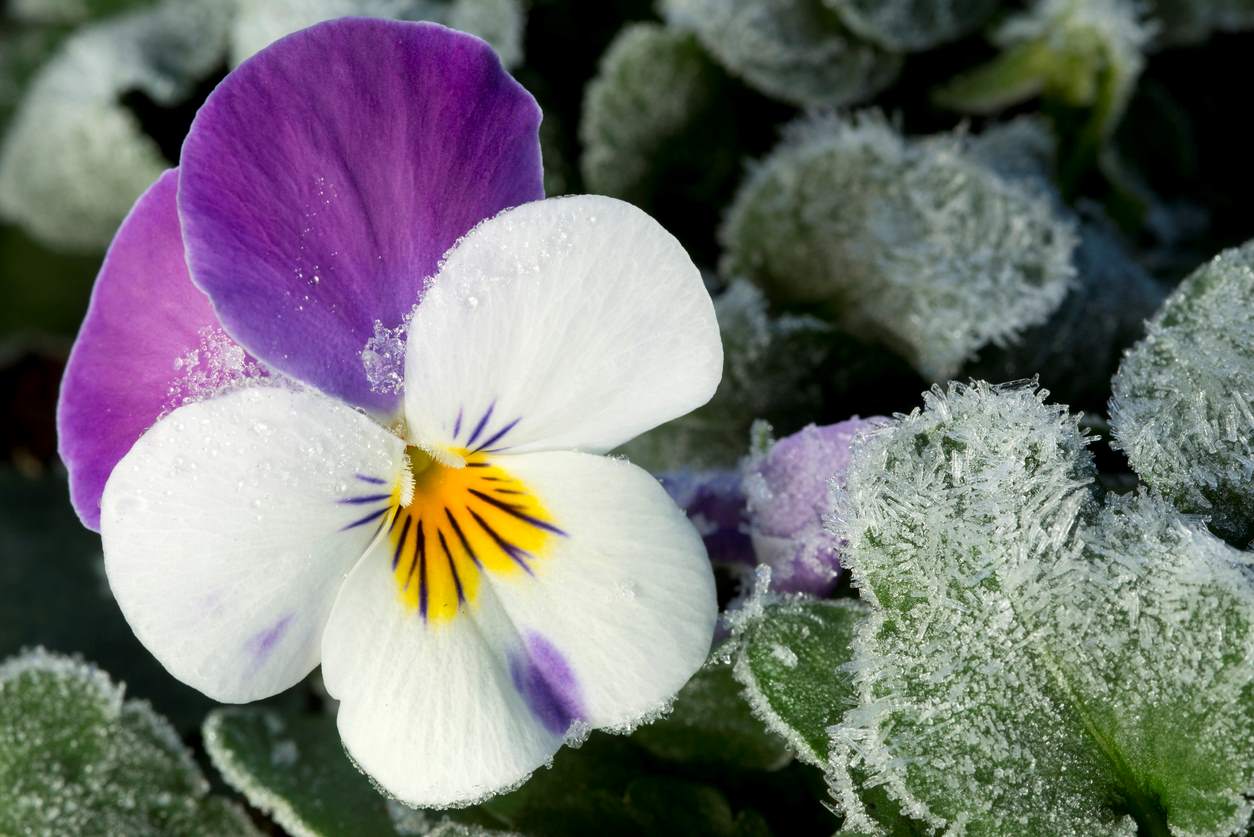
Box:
56;19;722;808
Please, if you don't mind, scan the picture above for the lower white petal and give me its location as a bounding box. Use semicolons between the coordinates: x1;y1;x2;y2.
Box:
320;449;716;807
101;385;405;703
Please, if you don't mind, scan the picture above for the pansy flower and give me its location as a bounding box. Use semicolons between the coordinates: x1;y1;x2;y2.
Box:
57;19;722;807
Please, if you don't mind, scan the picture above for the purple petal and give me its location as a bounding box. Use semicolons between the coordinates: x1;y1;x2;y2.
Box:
660;469;753;567
743;417;886;596
179;18;544;414
57;169;263;531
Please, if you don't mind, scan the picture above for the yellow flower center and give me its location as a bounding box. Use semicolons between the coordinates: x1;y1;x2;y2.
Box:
387;447;561;622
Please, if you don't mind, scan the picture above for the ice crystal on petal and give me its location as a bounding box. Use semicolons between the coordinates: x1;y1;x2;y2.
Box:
829;381;1254;836
823;0;997;51
165;326;268;411
229;0;525;68
660;0;902;109
0;649;257;836
0;0;231;251
1111;241;1254;544
722;115;1077;381
361;318;409;396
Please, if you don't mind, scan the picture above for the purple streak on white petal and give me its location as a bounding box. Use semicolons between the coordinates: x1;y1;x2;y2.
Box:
509;632;584;736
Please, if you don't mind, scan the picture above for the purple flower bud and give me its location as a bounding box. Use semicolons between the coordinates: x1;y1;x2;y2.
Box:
742;417;884;595
660;469;754;567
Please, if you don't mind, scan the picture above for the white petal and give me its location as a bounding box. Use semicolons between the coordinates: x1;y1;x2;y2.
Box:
403;195;722;457
100;385;405;703
320;450;716;807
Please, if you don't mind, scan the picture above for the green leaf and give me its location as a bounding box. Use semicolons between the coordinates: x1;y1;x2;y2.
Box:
660;0;901;109
733;599;865;767
721;115;1077;381
822;0;997;51
830;380;1254;836
1111;241;1254;544
204;707;404;837
632;658;792;771
0;648;258;836
619;280;833;471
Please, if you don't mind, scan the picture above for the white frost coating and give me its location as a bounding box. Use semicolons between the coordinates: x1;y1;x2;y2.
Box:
660;0;901;109
0;0;232;251
1110;240;1254;543
230;0;526;68
824;0;997;51
361;319;410;396
722;114;1078;381
828;381;1254;836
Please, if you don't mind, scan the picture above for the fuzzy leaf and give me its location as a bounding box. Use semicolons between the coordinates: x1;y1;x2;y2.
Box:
1111;241;1254;544
823;0;997;51
830;381;1254;836
0;0;231;251
579;24;733;211
722;116;1076;381
1144;0;1254;46
0;648;257;836
660;0;901;109
633;658;792;771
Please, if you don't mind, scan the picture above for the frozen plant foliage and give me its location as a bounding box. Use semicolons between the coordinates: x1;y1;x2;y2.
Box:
722;115;1077;381
1144;0;1254;46
824;0;998;51
741;418;883;595
0;0;232;251
580;24;722;205
229;0;525;67
1111;241;1254;544
0;648;257;836
830;381;1254;835
619;280;833;471
660;0;902;109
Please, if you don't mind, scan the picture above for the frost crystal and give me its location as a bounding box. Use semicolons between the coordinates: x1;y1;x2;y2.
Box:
230;0;526;68
1111;241;1254;544
165;326;268;411
619;280;833;471
0;0;232;251
823;0;997;51
361;318;409;396
579;24;724;206
0;648;257;836
741;418;884;595
829;381;1254;836
722;115;1077;381
660;0;902;109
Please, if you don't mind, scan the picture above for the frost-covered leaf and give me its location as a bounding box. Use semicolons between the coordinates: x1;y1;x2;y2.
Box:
830;380;1254;836
7;0;154;24
632;658;791;771
0;0;231;251
733;599;865;767
618;280;833;471
205;707;412;837
580;24;733;211
229;0;525;68
722;115;1076;381
660;0;901;109
0;648;257;836
823;0;997;51
1111;241;1254;544
969;213;1165;408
